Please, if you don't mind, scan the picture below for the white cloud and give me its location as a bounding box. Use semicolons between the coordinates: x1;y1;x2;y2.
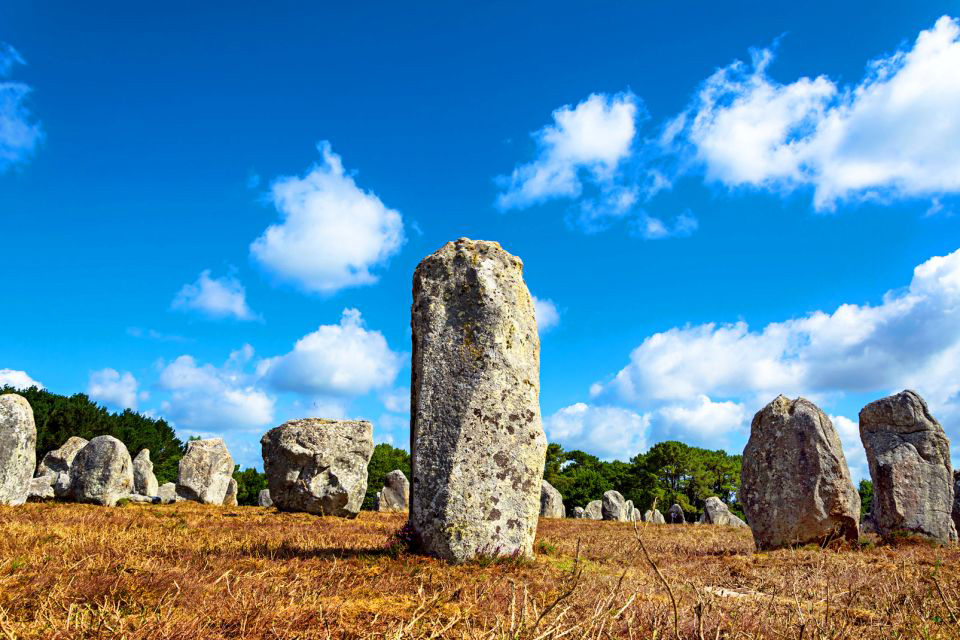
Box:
0;368;43;390
830;414;869;482
250;142;405;294
655;395;746;442
381;387;411;414
171;270;257;321
259;308;402;396
633;210;698;240
158;346;275;433
532;295;560;333
544;402;650;459
88;369;139;410
497;92;639;211
668;16;960;210
0;43;42;172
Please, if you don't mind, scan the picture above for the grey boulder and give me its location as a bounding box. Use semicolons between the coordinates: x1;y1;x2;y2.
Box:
409;239;546;562
0;393;36;506
258;488;273;507
261;418;374;518
28;475;54;501
133;449;159;497
601;490;627;521
157;482;177;504
699;496;748;528
540;480;565;518
176;438;234;505
377;469;410;512
585;500;603;520
742;395;861;549
667;504;685;524
953;471;960;537
68;435;135;506
860;390;958;543
123;493;160;504
223;477;238;506
644;509;666;524
37;436;88;498
572;506;586;518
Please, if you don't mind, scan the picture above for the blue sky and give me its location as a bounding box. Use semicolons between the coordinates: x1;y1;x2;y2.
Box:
3;2;960;476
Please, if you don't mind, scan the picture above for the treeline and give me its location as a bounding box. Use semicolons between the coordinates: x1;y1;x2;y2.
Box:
4;385;184;484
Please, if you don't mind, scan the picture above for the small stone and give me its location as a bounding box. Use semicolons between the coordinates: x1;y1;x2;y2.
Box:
540;480;565;518
644;509;666;524
261;418;374;517
68;435;135;507
585;500;603;520
667;504;685;524
223;477;238;506
699;497;749;528
157;482;177;504
602;490;628;521
133;449;159;497
0;393;36;506
176;438;234;505
28;475;54;501
860;390;958;543
123;493;160;504
258;488;273;507
37;436;88;498
572;506;586;518
377;470;410;512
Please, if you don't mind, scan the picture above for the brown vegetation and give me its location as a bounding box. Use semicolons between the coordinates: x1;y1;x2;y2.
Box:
0;503;958;639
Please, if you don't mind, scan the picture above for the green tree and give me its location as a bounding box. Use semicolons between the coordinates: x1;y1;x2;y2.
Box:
858;479;873;518
233;466;267;506
363;443;411;509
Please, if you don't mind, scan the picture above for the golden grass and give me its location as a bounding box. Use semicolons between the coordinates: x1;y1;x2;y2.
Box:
1;503;958;639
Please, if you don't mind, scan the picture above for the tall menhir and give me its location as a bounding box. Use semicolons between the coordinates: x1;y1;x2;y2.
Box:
409;238;547;562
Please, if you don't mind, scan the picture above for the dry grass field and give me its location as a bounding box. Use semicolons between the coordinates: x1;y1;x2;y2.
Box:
0;503;958;639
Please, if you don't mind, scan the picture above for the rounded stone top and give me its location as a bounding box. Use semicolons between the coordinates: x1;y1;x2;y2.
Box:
860;390;938;432
420;238;524;271
0;392;32;414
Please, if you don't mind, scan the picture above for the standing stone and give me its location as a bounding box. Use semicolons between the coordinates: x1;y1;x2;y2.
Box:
258;488;273;507
741;395;861;549
540;480;565;518
132;449;159;497
410;238;547;562
644;509;666;524
377;470;410;512
0;394;36;506
68;435;134;506
953;471;960;538
37;436;88;498
157;482;177;504
699;496;749;528
572;506;586;518
261;419;374;517
668;504;685;524
28;475;54;501
624;499;635;521
176;438;234;505
223;477;238;506
601;490;628;521
585;500;603;520
859;391;958;543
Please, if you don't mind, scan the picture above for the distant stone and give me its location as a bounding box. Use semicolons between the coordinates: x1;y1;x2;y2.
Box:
860;391;958;543
644;509;666;524
585;500;603;520
602;490;627;521
132;449;159;497
157;482;177;504
572;506;586;518
258;488;273;507
699;496;749;528
667;504;685;524
123;493;160;504
68;435;135;507
223;477;238;506
742;395;861;549
409;238;546;562
28;475;54;501
540;480;565;518
624;499;635;522
377;470;410;512
176;438;234;505
0;393;36;506
37;436;88;498
261;418;374;518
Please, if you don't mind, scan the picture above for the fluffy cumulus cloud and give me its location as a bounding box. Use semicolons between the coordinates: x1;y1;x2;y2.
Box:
544;402;650;460
0;368;43;390
0;44;42;172
171;270;257;321
532;295;560;333
87;368;140;410
250;142;405;294
259;308;402;396
158;345;275;434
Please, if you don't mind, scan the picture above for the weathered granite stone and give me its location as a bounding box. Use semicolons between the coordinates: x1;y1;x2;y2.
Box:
223;477;238;506
699;496;749;528
953;471;960;538
624;500;635;522
133;449;159;497
258;488;273;507
176;438;234;505
540;480;565;518
572;506;586;518
377;470;410;512
28;474;54;501
742;395;861;549
68;435;134;507
601;490;627;521
585;500;603;520
157;482;177;504
123;493;160;504
0;394;36;506
409;238;547;562
668;504;685;524
37;436;88;498
261;419;374;517
644;509;666;524
859;391;958;543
